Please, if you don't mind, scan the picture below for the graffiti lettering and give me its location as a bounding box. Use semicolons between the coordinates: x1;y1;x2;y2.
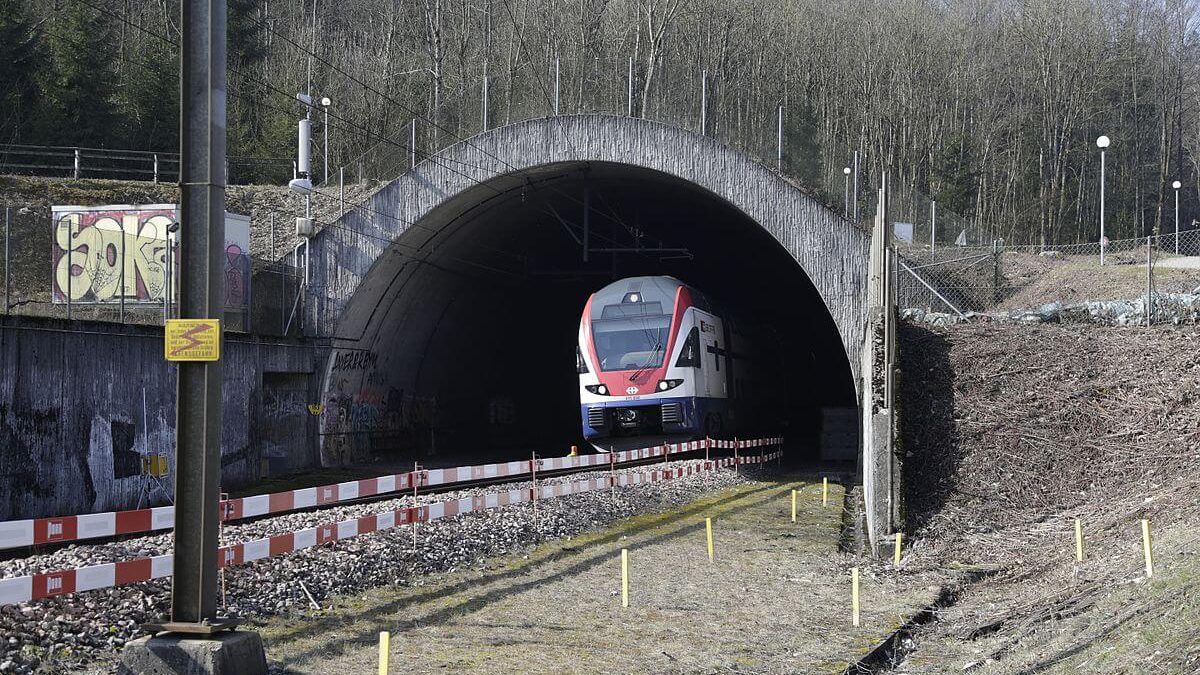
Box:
53;211;174;303
331;351;379;372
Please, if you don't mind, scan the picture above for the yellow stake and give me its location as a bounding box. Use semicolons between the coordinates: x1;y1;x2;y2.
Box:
1074;518;1084;562
377;631;390;675
791;489;797;523
706;517;715;562
1142;519;1154;578
822;477;829;506
621;548;629;607
893;533;903;566
851;567;861;627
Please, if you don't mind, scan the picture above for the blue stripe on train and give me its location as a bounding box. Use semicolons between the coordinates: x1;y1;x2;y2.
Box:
581;395;729;440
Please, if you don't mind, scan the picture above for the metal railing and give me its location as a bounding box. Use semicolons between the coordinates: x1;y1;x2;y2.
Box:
0;144;293;185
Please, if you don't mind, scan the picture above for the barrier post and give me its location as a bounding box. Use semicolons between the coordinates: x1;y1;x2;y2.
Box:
851;567;861;626
791;489;797;523
705;436;710;461
893;533;902;566
621;548;629;607
734;440;740;476
822;477;829;506
1075;518;1084;562
531;452;539;530
1142;519;1154;577
377;631;390;675
609;450;616;503
412;462;420;549
705;517;714;562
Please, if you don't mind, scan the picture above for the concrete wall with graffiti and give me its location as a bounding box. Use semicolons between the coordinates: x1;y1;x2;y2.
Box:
0;315;321;520
51;204;251;317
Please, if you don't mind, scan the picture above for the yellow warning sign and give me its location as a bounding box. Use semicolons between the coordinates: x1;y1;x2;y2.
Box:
164;319;221;361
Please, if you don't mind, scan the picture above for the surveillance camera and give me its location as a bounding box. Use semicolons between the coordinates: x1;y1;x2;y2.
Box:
167;222;181;233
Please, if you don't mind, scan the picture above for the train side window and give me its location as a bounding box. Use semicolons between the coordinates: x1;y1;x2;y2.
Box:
675;327;701;367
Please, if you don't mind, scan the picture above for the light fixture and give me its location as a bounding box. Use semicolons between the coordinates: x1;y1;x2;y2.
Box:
1096;135;1110;149
843;167;851;175
1173;180;1182;190
320;96;331;107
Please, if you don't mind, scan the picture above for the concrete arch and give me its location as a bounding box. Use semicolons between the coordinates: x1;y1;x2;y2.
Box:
305;115;869;465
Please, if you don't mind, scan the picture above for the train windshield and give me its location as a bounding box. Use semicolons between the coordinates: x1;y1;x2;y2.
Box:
591;315;671;372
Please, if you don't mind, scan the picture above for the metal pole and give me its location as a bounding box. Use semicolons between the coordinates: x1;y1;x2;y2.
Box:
323;106;329;185
481;75;489;130
170;0;227;627
3;208;7;313
1100;149;1106;266
776;106;783;171
74;148;80;179
700;70;707;135
119;220;125;323
554;58;560;116
339;167;344;213
1174;187;1180;255
627;57;634;117
852;150;859;223
843;172;849;214
931;200;937;256
410;119;417;169
154;154;159;184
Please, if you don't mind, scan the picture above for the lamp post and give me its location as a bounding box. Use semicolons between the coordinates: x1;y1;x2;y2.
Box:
320;97;331;185
1097;135;1110;265
1173;180;1181;254
843;166;851;216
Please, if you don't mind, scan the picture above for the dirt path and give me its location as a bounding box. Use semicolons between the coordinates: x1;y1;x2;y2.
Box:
261;475;943;674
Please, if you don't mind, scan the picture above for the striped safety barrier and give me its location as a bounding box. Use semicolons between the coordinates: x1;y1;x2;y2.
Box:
0;437;783;551
0;449;782;606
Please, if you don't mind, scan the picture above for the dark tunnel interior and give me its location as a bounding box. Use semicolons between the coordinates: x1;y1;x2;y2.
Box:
330;162;858;465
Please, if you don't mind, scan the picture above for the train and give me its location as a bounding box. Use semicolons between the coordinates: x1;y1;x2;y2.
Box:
576;276;771;450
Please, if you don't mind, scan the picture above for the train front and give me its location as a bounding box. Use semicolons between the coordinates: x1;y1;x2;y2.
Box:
577;276;705;449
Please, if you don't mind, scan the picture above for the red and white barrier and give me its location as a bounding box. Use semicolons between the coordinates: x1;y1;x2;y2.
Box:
0;449;781;606
0;437;783;551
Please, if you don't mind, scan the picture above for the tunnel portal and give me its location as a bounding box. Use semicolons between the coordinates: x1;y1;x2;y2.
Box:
306;116;869;466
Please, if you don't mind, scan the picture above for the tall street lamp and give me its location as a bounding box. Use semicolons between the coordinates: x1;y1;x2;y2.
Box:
320;97;332;185
1097;135;1110;265
843;166;851;216
1173;180;1182;254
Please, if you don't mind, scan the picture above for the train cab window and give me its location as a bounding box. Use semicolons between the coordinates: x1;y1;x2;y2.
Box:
591;315;671;371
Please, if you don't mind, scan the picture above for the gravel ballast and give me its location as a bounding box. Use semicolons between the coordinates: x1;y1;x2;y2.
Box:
0;459;748;674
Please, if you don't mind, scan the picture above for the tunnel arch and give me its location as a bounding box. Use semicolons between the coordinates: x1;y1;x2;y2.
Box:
306;115;869;465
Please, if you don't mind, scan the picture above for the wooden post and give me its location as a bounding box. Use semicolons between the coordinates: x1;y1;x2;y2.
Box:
822;477;829;506
1142;519;1154;577
620;548;629;607
791;489;797;523
894;533;902;566
851;567;861;626
412;463;420;548
1075;518;1084;562
377;631;390;675
705;517;714;562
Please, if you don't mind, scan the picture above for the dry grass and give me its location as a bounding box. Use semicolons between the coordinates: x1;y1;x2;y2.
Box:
260;476;945;674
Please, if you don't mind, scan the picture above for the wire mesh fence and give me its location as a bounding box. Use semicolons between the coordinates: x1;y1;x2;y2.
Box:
896;229;1200;323
1;205;305;336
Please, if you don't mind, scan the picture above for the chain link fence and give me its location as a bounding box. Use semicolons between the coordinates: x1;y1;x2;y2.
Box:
1;205;305;336
896;229;1200;324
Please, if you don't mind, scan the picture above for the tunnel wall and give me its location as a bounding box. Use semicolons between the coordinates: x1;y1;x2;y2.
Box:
0;316;320;520
304;115;871;461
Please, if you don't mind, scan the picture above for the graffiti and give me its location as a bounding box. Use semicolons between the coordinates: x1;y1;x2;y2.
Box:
331;350;379;372
319;379;437;466
52;207;176;303
51;205;251;309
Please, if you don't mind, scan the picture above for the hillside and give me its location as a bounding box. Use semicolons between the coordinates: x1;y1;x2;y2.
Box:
896;321;1200;673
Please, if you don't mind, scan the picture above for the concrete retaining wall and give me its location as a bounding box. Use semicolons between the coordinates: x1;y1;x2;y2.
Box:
0;317;320;520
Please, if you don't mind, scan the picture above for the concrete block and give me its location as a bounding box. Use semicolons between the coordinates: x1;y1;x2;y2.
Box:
117;630;267;675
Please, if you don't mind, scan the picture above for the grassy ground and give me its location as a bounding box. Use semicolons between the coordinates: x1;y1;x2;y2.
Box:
259;475;944;674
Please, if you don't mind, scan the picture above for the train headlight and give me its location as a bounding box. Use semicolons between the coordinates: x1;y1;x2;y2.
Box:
586;384;609;396
656;379;683;392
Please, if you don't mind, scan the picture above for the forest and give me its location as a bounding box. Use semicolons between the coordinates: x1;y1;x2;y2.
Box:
0;0;1197;246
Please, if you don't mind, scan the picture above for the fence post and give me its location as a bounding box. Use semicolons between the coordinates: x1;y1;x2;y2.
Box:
627;57;634;117
339;167;344;213
700;69;708;136
1146;236;1153;327
553;58;561;116
410;119;417;170
776;106;783;171
930;200;937;256
992;239;1001;306
73;148;81;179
153;154;159;184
